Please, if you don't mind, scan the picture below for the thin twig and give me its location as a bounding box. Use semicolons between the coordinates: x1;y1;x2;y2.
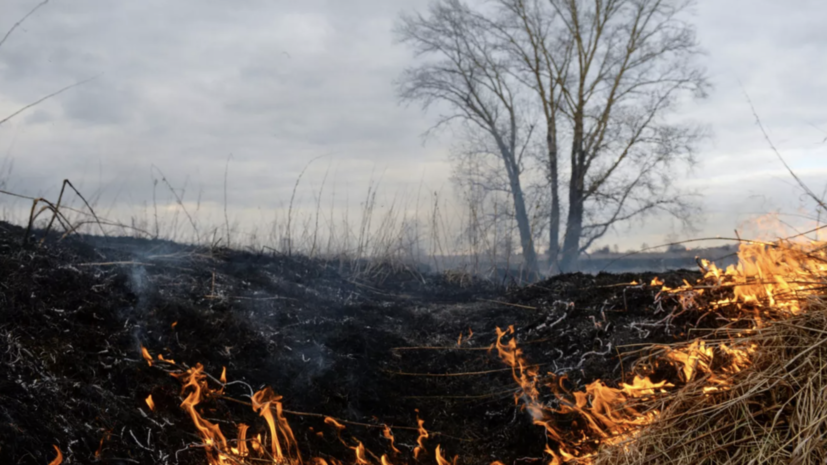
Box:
0;75;100;127
477;298;538;310
286;155;324;256
392;345;492;351
739;82;827;210
64;179;108;238
77;261;156;267
381;364;545;377
0;0;50;49
151;165;200;242
223;154;232;248
402;388;518;400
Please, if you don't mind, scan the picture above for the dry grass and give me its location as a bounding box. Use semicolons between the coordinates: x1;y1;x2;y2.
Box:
597;297;827;465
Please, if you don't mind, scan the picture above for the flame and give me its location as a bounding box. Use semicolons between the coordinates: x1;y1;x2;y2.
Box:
325;416;347;444
620;376;673;397
251;434;263;454
382;425;401;454
251;386;301;463
48;445;62;465
492;325;749;461
94;431;108;459
220;366;227;384
494;326;669;461
140;346;152;367
151;235;823;464
350;441;369;464
413;416;429;459
232;423;249;457
661;240;827;316
177;364;231;464
495;326;541;414
488;237;827;462
145;394;155;411
457;328;473;347
435;445;457;465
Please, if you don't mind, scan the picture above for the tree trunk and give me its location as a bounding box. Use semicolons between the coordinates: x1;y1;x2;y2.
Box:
547;132;560;274
510;174;540;277
560;186;583;272
494;134;539;278
560;116;585;272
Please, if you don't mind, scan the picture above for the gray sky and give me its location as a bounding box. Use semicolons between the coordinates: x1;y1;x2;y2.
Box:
1;0;825;250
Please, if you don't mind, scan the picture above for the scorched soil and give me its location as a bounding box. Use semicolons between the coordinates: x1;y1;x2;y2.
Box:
0;221;704;464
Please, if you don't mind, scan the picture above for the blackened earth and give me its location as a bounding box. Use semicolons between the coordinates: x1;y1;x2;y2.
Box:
0;221;702;464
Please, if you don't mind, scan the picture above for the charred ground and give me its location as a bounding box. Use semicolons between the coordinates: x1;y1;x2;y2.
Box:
0;221;703;464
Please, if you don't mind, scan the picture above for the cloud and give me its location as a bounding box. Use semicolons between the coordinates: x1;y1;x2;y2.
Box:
0;0;825;251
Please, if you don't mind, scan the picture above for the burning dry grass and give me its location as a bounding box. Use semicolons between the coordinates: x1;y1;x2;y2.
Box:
154;238;827;465
598;298;827;465
485;238;827;464
594;240;827;465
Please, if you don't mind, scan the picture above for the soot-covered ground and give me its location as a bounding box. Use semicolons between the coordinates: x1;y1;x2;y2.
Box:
0;221;702;464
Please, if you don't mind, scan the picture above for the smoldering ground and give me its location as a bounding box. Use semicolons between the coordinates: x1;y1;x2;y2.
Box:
0;221;707;464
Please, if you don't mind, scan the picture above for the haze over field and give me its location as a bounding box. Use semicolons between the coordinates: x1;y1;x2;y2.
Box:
0;0;825;255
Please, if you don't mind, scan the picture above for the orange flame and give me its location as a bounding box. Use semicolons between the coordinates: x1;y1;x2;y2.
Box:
413;416;429;459
495;326;541;414
251;434;263;454
350;440;369;464
177;363;230;464
140;346;152;367
325;416;347;445
382;424;401;454
457;328;473;347
145;394;155;411
48;445;62;465
663;240;827;317
435;445;457;465
155;236;822;465
220;366;227;384
488;237;827;463
232;423;249;457
94;431;109;459
494;326;663;461
251;386;301;462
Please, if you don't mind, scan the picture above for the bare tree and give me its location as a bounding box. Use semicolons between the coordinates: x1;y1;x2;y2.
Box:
540;0;708;271
395;0;542;276
397;0;709;273
478;0;573;273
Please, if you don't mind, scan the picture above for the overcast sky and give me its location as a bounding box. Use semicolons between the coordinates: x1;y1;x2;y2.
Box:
1;0;825;250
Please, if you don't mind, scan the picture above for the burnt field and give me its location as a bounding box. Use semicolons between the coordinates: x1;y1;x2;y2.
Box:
0;220;703;464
